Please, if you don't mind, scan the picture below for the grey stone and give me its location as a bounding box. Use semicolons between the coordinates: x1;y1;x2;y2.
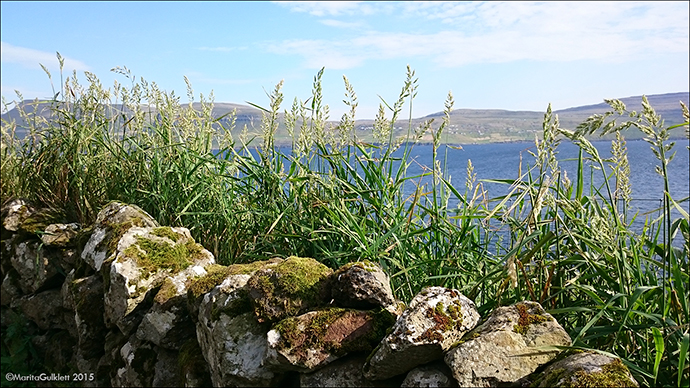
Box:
332;260;395;309
519;351;638;387
103;225;214;335
9;239;62;294
41;222;80;247
401;361;458;388
81;201;159;272
246;256;333;323
300;355;404;387
364;286;480;380
444;301;572;387
12;288;66;331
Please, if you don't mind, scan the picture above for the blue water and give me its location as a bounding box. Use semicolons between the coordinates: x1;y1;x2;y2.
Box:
401;139;689;211
236;137;690;247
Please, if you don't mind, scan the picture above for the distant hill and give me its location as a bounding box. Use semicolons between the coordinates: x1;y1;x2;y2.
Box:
2;92;687;145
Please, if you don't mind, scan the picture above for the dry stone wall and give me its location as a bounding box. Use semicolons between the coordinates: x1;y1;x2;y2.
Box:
1;199;639;387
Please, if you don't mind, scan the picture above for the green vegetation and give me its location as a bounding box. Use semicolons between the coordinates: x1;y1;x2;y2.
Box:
1;54;689;386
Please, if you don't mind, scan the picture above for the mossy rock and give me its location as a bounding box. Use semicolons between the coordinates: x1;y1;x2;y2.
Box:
526;351;639;387
247;256;333;323
269;307;397;370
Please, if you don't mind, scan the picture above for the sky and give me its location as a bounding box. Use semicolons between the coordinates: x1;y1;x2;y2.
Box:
1;1;688;119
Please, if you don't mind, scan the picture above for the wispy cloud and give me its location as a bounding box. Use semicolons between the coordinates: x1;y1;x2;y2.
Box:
266;39;364;70
0;42;90;72
266;2;689;69
274;1;377;17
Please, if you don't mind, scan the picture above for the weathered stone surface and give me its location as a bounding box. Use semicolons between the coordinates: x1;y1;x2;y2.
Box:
247;256;333;323
103;226;214;335
444;301;572;387
136;278;196;349
9;239;64;294
81;201;159;272
401;361;458;388
12;288;66;331
1;199;36;232
518;351;639;387
62;272;107;362
195;263;290;387
97;329;129;388
185;259;284;323
332;260;395;309
112;334;184;387
300;355;404;387
364;286;480;380
266;307;396;372
41;222;80;247
198;311;281;387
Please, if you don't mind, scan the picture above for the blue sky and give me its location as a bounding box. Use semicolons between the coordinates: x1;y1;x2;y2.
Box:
1;1;688;119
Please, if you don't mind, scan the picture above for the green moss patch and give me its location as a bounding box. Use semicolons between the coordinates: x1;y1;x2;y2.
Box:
124;235;203;277
150;226;184;242
271;256;332;296
335;260;380;274
185;259;283;299
249;256;333;322
568;358;636;387
186;264;231;298
97;217;147;256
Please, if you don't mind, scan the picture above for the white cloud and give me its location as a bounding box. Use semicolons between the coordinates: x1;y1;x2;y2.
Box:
266;39;365;70
0;42;90;73
275;1;376;17
266;2;689;69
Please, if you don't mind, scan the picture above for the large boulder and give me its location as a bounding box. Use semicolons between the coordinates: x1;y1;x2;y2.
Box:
519;350;638;387
246;256;333;323
364;286;480;380
331;260;396;309
266;307;396;372
444;301;572;387
103;226;214;335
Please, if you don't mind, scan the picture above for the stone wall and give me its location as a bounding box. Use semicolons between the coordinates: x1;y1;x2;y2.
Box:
1;199;639;387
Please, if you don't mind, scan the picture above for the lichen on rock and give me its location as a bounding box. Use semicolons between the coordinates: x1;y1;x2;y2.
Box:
267;307;396;371
444;300;572;387
363;286;480;381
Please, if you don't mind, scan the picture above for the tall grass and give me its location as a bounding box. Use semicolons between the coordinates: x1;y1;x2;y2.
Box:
1;55;688;386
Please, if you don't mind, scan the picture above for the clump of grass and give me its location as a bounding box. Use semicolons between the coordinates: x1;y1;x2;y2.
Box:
2;53;688;387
